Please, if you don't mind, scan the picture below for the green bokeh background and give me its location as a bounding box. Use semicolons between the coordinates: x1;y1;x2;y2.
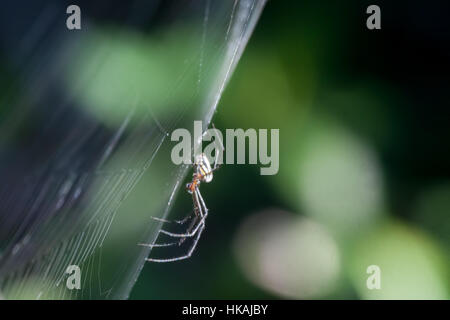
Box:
128;1;450;299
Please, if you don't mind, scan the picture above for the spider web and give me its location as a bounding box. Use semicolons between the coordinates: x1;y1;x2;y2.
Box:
0;0;266;299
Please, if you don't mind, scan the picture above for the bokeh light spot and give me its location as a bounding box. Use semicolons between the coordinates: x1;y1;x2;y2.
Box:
234;209;340;299
349;221;449;299
297;123;385;235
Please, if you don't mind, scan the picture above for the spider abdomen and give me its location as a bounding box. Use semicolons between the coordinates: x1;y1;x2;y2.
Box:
195;153;213;183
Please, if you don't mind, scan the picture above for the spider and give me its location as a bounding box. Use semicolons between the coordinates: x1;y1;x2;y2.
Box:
139;127;223;262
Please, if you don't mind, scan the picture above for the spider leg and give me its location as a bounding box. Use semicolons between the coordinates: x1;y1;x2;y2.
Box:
138;213;194;248
158;189;207;238
178;213;200;245
145;223;205;263
195;188;208;217
150;213;193;225
138;242;178;248
158;210;205;237
211;123;224;171
146;189;208;263
138;215;198;248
